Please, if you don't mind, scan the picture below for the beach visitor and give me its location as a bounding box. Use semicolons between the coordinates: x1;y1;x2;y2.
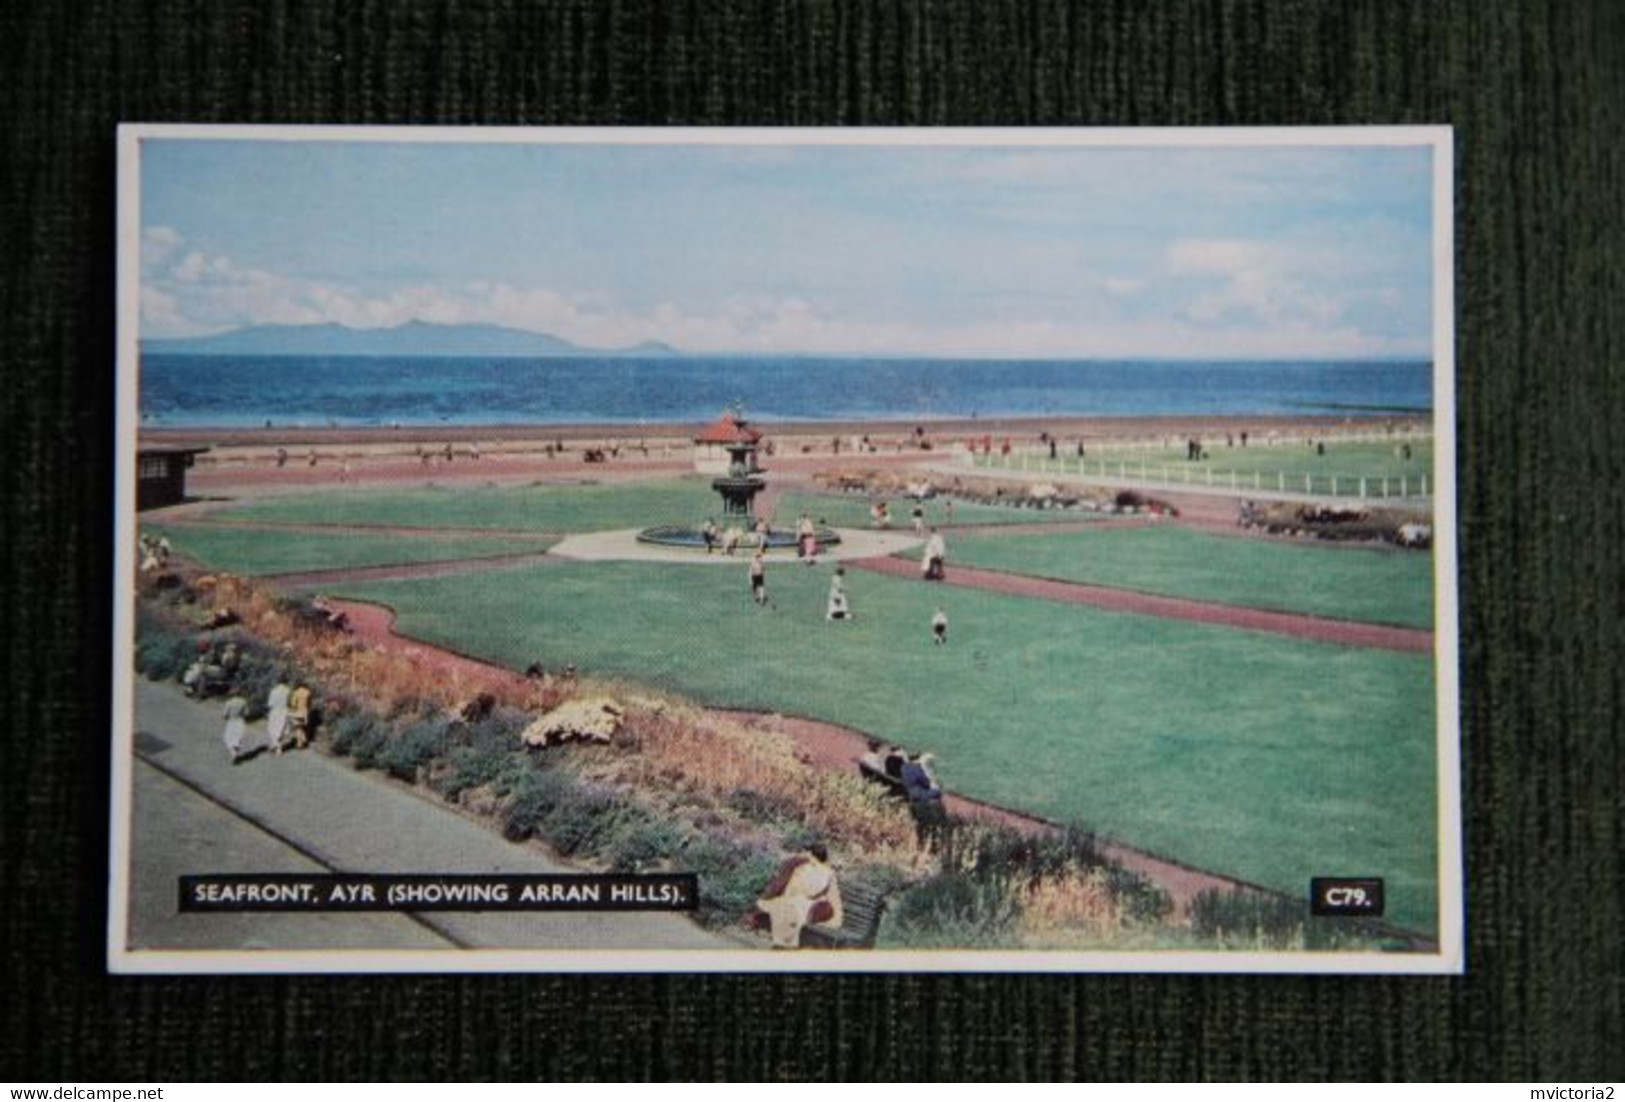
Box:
932;606;948;645
922;529;947;581
826;567;851;621
722;526;743;556
911;501;925;534
753;843;844;949
799;514;821;563
265;679;291;755
749;549;768;606
883;744;907;779
275;447;287;468
287;683;314;748
222;693;248;764
701;518;720;554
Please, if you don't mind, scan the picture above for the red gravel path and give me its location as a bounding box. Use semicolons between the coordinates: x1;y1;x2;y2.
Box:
848;556;1434;653
328;599;535;691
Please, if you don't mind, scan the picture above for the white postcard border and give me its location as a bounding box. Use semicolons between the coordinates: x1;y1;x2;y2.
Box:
109;124;1462;975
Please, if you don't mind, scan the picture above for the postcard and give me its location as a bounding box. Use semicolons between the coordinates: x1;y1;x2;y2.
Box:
111;125;1460;973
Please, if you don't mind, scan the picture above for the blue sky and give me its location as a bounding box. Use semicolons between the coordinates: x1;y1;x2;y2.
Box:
139;137;1437;358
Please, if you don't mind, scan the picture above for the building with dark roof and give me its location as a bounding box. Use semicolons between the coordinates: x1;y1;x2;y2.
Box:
136;446;209;510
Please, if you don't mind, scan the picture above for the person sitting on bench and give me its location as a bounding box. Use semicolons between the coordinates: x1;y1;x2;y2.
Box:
754;843;844;949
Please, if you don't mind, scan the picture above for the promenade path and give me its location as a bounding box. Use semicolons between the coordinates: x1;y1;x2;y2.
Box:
130;679;730;952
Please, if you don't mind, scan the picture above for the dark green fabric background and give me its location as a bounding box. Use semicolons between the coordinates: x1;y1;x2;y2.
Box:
2;0;1621;1081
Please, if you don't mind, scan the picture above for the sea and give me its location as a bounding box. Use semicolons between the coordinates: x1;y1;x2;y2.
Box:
139;355;1433;429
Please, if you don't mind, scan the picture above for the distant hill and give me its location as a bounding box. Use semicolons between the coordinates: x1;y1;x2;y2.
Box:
141;320;683;358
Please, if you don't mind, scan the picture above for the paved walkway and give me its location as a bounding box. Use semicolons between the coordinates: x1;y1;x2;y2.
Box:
128;760;447;951
130;679;729;951
548;526;922;564
848;556;1434;653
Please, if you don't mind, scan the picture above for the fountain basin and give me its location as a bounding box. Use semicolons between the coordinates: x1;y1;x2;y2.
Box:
637;525;842;551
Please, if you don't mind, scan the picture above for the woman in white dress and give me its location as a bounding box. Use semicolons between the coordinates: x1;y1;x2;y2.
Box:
265;680;292;754
755;844;844;949
221;695;248;763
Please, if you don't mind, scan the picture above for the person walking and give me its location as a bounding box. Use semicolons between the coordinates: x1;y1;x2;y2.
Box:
922;529;947;581
265;679;292;755
931;606;948;645
287;683;314;748
797;513;819;563
826;567;851;621
749;549;768;607
221;694;248;764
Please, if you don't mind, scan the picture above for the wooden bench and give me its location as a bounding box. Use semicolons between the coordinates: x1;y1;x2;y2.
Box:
858;761;909;800
801;882;889;950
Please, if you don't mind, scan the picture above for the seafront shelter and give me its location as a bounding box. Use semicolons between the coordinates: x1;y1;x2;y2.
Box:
136;445;209;510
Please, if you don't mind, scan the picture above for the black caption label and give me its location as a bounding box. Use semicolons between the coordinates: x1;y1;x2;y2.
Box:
1310;877;1385;917
179;873;698;912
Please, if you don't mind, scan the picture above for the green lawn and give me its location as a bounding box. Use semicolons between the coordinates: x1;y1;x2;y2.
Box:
977;439;1434;497
774;491;1101;531
334;560;1439;935
211;477;725;533
144;524;555;577
928;524;1434;628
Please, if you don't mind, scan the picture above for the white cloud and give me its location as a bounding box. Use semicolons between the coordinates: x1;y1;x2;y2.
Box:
1166;237;1343;328
140;225;183;271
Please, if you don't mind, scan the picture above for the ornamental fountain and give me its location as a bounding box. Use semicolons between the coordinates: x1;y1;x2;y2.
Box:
637;404;839;551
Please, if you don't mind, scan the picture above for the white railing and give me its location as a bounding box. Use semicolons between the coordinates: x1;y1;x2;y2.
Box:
970;449;1432;499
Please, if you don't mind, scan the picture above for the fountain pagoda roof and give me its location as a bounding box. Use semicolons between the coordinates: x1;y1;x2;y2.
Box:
694;410;762;446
